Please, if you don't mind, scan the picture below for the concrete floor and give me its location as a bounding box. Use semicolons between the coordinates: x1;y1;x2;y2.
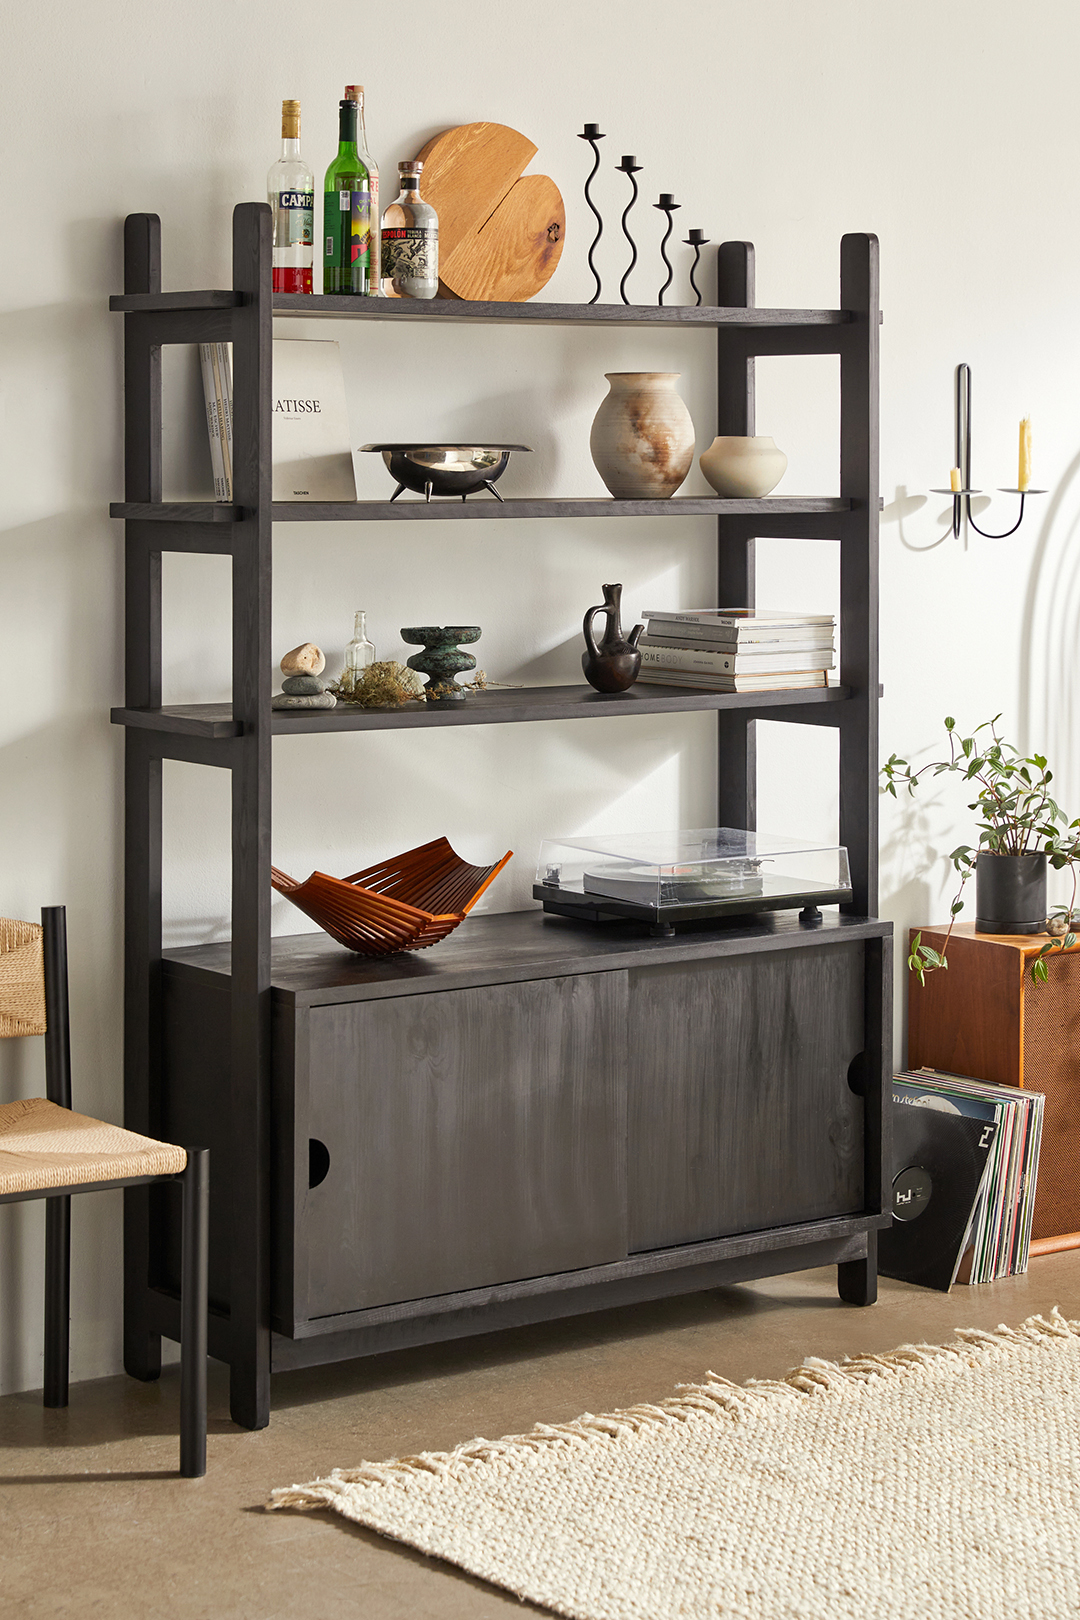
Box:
4;1254;1080;1618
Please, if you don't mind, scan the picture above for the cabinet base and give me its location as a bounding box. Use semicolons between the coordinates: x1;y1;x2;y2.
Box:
271;1229;875;1374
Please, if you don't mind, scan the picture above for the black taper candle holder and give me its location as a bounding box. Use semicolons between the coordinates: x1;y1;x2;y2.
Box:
616;156;643;305
654;194;680;306
577;124;606;305
930;363;1046;539
683;228;710;306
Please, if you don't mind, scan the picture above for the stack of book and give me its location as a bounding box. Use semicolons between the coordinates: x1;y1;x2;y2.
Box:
634;608;835;693
889;1069;1045;1286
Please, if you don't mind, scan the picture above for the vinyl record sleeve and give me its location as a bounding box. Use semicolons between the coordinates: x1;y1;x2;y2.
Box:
879;1104;998;1292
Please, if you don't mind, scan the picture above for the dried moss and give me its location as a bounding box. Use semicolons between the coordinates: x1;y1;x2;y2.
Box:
329;660;424;708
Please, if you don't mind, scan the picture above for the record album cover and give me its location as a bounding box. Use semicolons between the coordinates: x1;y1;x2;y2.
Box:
878;1103;998;1292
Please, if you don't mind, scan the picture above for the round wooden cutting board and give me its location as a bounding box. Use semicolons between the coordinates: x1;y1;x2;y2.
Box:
413;121;565;302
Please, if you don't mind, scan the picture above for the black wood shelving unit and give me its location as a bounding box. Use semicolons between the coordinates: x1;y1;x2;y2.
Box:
113;205;889;1431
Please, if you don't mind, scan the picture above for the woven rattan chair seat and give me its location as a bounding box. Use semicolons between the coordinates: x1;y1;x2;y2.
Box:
0;1096;187;1197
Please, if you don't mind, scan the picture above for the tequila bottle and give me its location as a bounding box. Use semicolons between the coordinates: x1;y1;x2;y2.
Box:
324;99;372;294
342;611;376;693
268;100;314;294
381;161;438;299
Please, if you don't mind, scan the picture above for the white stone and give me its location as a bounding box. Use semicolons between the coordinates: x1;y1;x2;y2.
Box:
280;642;326;676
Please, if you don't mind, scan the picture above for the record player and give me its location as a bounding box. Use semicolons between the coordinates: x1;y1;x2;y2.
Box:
533;828;853;935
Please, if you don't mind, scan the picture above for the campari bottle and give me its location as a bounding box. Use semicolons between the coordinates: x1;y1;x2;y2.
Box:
345;85;380;296
267;100;314;294
323;98;372;295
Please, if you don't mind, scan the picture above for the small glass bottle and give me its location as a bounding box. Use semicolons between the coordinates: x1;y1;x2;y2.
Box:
268;100;314;294
381;161;439;299
345;85;380;296
324;98;373;295
342;611;376;694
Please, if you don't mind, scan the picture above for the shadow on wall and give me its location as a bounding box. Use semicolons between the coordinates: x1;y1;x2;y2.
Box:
1020;449;1080;909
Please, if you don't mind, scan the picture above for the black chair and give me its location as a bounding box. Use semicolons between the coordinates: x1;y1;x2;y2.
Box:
0;907;208;1477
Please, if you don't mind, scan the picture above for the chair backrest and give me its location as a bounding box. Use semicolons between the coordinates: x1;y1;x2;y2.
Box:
0;906;71;1108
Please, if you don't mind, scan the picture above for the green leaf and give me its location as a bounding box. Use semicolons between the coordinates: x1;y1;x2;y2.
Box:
944;717;955;730
922;947;942;967
951;900;964;915
1067;934;1077;950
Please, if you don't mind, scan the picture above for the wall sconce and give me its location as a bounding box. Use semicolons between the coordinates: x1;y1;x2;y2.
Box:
932;364;1045;538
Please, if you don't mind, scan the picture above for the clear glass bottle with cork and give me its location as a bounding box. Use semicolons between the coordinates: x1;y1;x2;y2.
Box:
381;161;439;299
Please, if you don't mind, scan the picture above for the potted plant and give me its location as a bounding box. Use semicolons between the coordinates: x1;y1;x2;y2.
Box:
882;715;1080;985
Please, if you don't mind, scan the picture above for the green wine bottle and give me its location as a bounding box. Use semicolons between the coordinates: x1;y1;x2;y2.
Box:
323;98;372;294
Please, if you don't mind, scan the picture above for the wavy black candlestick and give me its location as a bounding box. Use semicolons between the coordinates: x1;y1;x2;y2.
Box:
684;228;710;306
654;193;680;306
577;124;607;306
616;156;643;305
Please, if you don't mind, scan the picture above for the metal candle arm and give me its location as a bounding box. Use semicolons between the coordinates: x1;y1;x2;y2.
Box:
616;156;643;305
577;124;606;305
654;194;680;306
931;363;1045;539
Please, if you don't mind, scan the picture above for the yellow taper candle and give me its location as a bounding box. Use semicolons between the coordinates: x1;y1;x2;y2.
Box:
949;467;961;492
1018;417;1032;492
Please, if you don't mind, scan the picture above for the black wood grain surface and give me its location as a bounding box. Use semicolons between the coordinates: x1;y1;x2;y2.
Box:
626;944;865;1249
164;908;891;1005
297;974;626;1319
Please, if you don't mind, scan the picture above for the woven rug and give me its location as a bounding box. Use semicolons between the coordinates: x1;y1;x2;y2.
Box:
270;1312;1080;1619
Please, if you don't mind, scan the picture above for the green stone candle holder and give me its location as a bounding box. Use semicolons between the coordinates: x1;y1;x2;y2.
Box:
400;625;481;703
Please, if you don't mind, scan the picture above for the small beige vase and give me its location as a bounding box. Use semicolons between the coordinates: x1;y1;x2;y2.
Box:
699;435;788;498
590;373;695;499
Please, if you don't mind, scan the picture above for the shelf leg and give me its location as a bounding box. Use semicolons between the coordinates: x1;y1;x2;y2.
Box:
837;1229;878;1305
716;240;758;835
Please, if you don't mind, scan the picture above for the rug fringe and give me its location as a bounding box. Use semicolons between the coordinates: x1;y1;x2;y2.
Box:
267;1307;1080;1512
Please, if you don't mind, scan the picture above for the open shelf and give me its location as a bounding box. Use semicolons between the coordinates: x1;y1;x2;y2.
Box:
111;495;852;525
111;682;851;739
110;288;849;329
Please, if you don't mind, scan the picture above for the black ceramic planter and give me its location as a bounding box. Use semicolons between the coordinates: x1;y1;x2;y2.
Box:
975;851;1047;934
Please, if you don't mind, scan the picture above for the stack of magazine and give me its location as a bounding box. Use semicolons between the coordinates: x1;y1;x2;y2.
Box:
890;1069;1045;1286
634;608;835;693
199;342;234;503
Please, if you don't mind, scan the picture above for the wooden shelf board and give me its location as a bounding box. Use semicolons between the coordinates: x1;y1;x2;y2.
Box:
164;907;892;1007
110;501;242;523
109;290;244;312
272;294;850;328
106;291;850;327
111;496;851;525
110;683;849;740
110;705;242;738
271;495;851;523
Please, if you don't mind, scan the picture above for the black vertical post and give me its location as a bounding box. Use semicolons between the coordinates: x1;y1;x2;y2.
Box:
227;202;274;1430
122;214;165;1384
43;1198;71;1407
179;1148;210;1477
838;931;891;1305
41;903;72;1406
716;243;757;830
41;907;72;1108
838;234;880;917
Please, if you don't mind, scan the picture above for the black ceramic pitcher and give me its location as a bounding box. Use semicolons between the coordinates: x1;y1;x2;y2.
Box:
582;583;644;693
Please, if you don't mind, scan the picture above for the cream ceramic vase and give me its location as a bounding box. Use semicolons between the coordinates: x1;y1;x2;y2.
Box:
590;373;695;499
699;435;788;498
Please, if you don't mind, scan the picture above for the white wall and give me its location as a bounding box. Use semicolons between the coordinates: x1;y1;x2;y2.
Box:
3;0;1078;1393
